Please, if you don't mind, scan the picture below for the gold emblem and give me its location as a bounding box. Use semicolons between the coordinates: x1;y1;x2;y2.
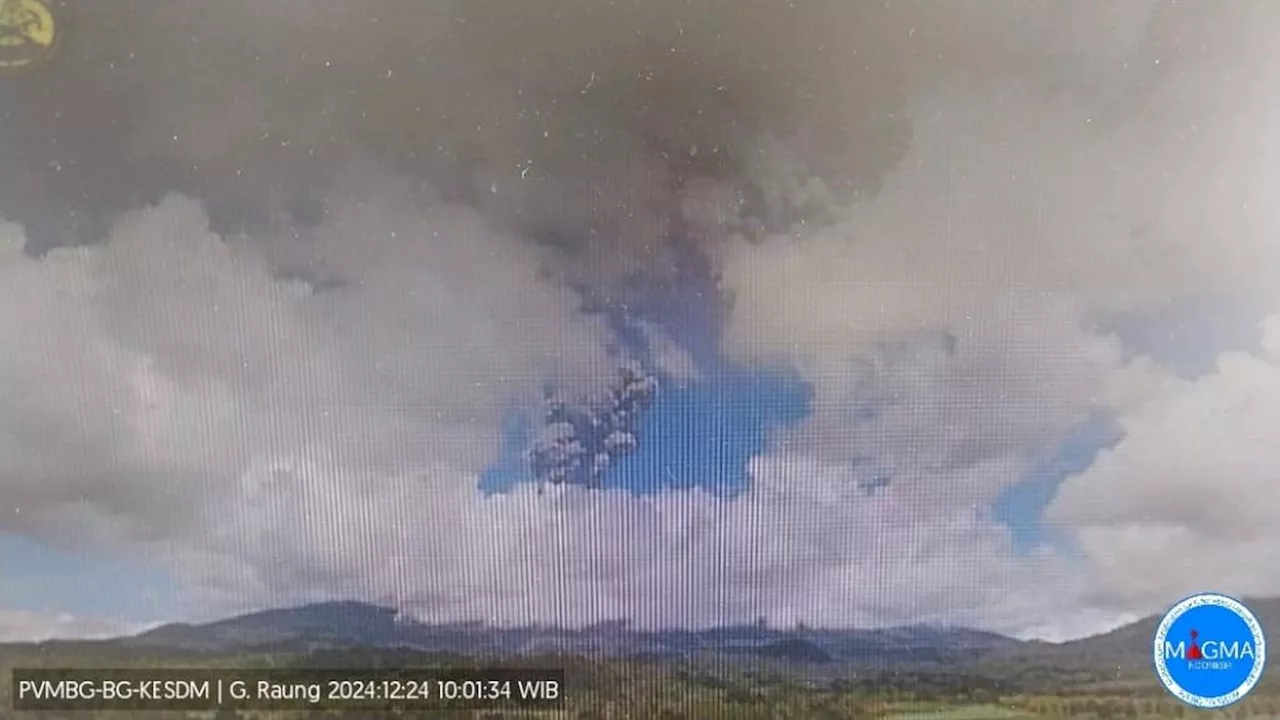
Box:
0;0;58;74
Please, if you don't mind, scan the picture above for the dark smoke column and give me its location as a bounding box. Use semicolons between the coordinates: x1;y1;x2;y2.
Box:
528;362;658;489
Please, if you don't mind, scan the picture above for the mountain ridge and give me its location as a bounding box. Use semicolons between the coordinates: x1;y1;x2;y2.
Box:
15;596;1276;671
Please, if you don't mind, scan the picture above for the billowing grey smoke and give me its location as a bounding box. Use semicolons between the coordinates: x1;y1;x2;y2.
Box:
529;362;658;488
2;1;923;270
1;1;1209;321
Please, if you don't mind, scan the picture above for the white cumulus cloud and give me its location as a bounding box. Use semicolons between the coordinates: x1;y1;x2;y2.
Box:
0;609;149;643
0;186;615;551
1046;317;1280;613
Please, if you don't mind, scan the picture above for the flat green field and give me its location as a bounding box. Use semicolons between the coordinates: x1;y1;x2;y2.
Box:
885;703;1038;719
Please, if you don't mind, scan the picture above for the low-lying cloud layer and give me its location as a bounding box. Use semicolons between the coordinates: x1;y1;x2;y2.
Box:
2;0;1279;641
0;609;142;643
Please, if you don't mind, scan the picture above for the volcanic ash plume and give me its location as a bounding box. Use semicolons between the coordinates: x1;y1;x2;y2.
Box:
530;362;659;488
3;0;926;277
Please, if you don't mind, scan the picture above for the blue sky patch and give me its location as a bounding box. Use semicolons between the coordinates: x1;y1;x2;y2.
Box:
608;366;812;494
992;413;1123;553
0;532;179;624
480;364;812;496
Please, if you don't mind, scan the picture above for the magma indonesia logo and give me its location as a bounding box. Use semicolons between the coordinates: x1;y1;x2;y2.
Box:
1154;593;1267;709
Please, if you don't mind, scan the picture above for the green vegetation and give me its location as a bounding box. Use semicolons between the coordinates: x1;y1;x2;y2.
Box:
2;642;1278;718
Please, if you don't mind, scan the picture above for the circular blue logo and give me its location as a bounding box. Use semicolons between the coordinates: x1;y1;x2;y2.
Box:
1153;593;1266;708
